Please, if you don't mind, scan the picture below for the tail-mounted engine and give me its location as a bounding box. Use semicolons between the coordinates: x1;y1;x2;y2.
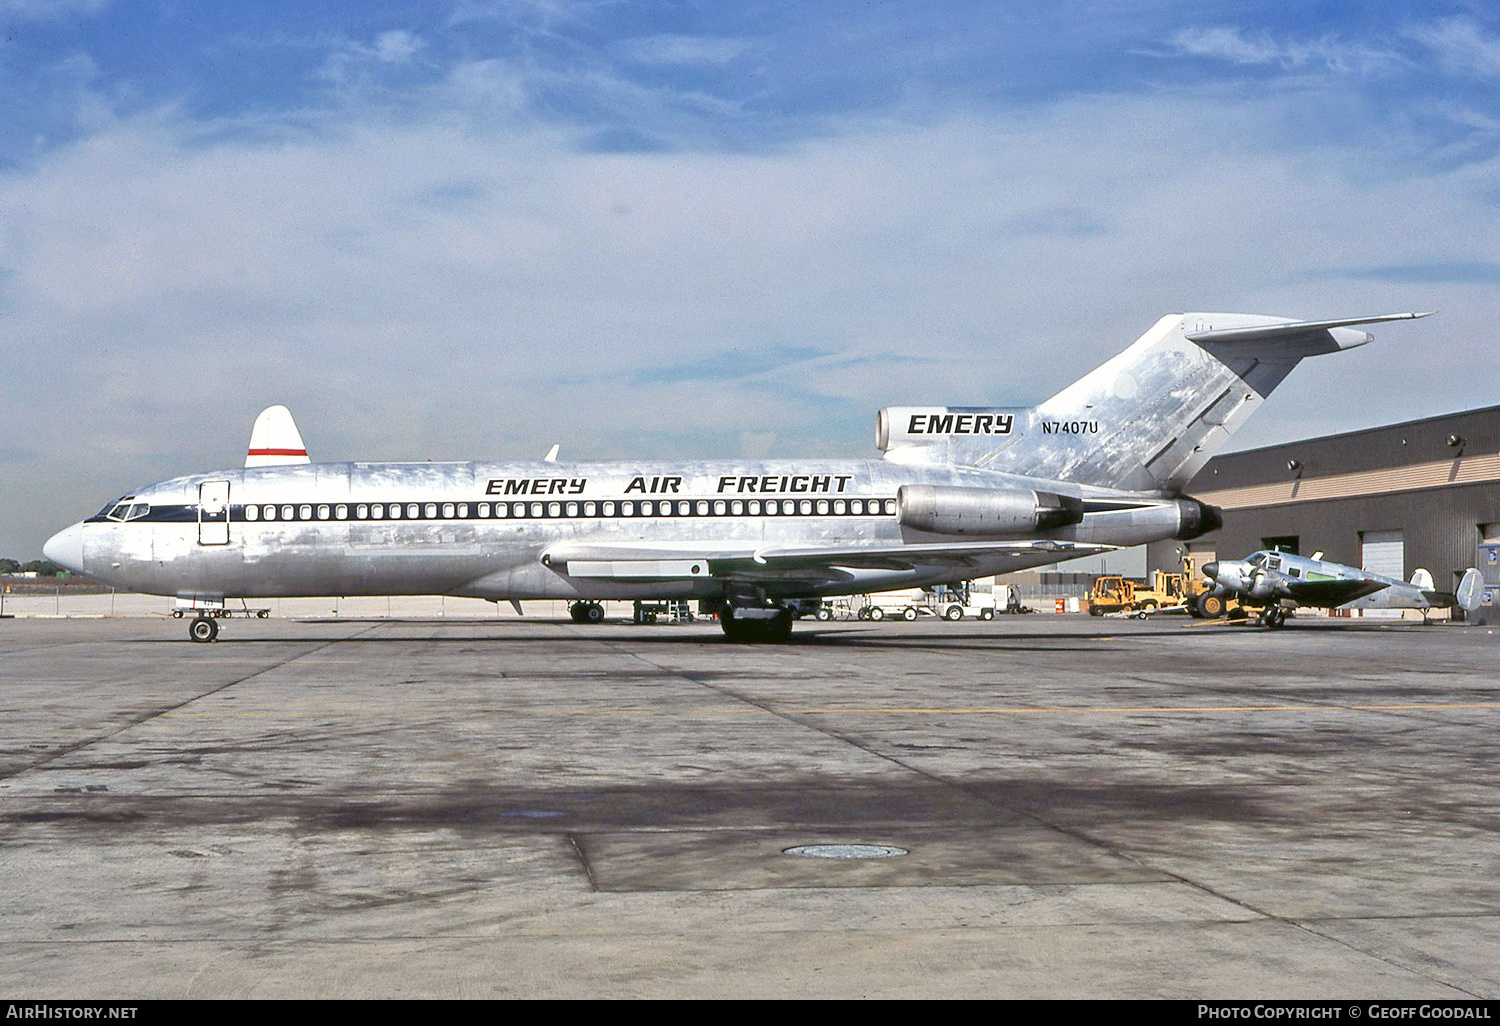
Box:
896;485;1084;536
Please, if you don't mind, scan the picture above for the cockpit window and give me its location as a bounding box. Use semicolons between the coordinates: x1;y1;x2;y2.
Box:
101;497;134;520
101;498;150;522
1248;552;1268;567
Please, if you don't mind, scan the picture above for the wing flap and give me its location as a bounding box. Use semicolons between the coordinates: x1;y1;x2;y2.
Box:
543;539;1113;581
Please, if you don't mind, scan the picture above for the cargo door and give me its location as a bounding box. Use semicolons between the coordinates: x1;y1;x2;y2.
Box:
198;480;231;545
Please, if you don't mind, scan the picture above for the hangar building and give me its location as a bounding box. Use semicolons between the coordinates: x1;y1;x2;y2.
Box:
1145;405;1500;619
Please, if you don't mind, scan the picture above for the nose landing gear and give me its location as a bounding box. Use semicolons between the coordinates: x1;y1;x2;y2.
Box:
188;616;219;643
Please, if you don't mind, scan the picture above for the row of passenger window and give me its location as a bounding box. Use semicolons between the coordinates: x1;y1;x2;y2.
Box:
240;497;899;523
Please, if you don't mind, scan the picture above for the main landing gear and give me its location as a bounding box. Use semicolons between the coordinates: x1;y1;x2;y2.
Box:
1258;606;1289;629
188;616;219;643
568;601;606;625
719;604;794;644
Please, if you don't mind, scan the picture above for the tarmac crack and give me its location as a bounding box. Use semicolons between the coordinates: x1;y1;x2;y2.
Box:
0;624;385;785
568;833;600;892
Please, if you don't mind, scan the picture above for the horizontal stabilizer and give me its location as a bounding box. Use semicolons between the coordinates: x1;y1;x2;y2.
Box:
1184;312;1431;346
245;406;311;468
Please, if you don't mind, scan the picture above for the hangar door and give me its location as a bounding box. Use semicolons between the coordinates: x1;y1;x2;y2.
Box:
1360;531;1405;618
1360;530;1404;578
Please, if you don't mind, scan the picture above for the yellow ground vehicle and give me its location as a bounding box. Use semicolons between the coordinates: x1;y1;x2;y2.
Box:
1088;572;1191;616
1087;575;1134;615
1089;560;1246;618
1177;553;1245;618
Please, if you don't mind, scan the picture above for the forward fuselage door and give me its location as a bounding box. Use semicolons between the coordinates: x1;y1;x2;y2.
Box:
199;480;231;545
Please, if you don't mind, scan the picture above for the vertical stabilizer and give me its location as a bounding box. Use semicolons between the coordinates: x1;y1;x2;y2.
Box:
915;311;1428;492
1457;568;1483;613
245;406;311;468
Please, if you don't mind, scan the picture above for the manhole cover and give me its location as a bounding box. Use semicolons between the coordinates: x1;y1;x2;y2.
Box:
782;844;908;860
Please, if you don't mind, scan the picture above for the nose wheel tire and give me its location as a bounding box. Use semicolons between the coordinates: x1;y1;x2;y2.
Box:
189;616;219;643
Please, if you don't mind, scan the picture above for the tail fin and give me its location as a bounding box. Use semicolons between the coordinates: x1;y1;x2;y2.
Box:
245;405;311;468
880;311;1429;492
1410;568;1435;590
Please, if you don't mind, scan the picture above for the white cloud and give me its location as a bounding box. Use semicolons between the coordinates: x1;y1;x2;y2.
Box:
1407;16;1500;79
1165;25;1399;74
615;35;754;67
317;29;426;85
373;30;422;64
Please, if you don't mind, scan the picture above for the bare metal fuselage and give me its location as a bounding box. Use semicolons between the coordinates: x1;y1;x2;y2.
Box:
78;457;1188;603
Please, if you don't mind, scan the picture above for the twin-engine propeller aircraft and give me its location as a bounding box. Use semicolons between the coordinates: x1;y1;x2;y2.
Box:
44;310;1429;642
1202;549;1483;628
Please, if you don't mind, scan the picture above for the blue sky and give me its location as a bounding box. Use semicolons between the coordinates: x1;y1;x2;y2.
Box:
3;0;1499;557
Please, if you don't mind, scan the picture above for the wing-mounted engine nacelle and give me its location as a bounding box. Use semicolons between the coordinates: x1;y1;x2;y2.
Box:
1246;572;1282;603
896;485;1084;536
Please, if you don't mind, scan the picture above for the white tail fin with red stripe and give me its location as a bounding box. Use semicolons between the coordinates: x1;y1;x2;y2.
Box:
245;406;311;468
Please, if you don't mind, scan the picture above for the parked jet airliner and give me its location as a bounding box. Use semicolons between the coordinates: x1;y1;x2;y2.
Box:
43;311;1429;642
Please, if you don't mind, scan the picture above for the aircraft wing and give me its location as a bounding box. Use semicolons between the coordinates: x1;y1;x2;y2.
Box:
1279;577;1389;606
543;539;1113;584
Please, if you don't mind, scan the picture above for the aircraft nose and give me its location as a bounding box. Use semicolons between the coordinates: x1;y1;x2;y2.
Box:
43;522;85;575
1202;561;1219;581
